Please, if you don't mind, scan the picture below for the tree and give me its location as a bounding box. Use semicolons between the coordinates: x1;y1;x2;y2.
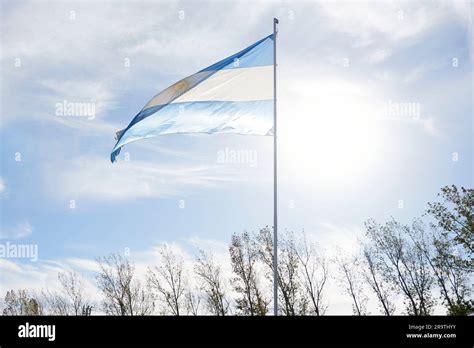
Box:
96;253;153;315
365;219;435;315
256;227;307;315
295;233;329;316
410;219;473;315
81;304;93;316
427;185;473;258
334;253;368;316
194;250;230;316
229;231;269;315
40;270;92;316
59;270;89;315
41;289;69;315
425;185;473;314
184;287;201;315
361;245;396;315
3;289;43;315
147;245;187;315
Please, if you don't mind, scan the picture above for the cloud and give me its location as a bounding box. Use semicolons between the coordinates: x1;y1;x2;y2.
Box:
367;48;392;63
305;222;364;257
0;177;5;197
0;258;100;304
315;1;470;76
0;1;171;63
41;79;115;116
382;115;438;136
0;220;34;240
2;0;461;142
62;258;101;273
0;0;272;130
402;62;447;84
316;1;460;47
185;236;229;254
44;155;257;201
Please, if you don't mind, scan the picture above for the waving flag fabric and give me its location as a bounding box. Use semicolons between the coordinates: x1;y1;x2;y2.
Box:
111;34;275;162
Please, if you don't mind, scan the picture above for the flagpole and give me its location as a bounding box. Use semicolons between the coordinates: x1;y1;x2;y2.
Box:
273;17;279;317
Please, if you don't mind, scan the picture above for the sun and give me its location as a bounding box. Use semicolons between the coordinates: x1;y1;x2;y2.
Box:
279;79;383;187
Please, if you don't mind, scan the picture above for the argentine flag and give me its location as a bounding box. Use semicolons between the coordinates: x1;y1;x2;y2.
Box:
111;34;274;162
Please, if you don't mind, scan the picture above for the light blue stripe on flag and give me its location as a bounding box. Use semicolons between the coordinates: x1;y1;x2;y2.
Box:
111;34;274;162
201;34;274;71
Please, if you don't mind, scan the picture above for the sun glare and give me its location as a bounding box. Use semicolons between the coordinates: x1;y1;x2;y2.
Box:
280;80;382;186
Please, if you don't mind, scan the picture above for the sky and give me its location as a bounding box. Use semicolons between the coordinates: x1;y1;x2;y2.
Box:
0;0;472;314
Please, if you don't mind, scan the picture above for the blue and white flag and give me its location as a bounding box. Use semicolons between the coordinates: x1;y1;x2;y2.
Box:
111;34;274;162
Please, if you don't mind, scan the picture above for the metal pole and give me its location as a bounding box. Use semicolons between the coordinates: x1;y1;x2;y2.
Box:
273;17;279;317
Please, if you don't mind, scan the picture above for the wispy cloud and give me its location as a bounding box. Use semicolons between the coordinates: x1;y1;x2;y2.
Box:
367;48;392;63
185;236;229;255
0;0;272;130
305;222;364;257
0;220;33;240
0;177;5;197
0;258;99;303
44;155;257;201
41;79;115;116
317;1;465;47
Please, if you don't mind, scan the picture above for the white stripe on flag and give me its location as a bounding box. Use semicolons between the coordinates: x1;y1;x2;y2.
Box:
172;66;273;103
